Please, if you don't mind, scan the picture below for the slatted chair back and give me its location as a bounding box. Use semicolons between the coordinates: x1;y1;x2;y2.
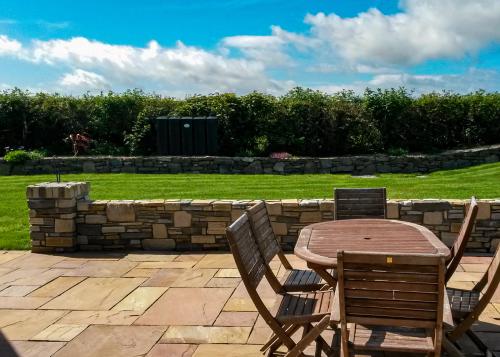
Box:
337;251;445;331
445;197;478;282
449;244;500;340
334;188;387;220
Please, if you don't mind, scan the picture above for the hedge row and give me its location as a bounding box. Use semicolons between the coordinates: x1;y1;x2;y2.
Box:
1;88;500;157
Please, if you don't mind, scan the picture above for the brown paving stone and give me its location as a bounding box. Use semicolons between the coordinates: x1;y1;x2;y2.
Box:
446;281;475;290
112;287;167;312
175;254;205;263
125;252;178;262
0;251;28;265
193;344;261;357
51;260;88;269
135;287;233;326
58;310;141;325
0;285;39;297
214;311;258;327
171;269;217;287
206;277;241;288
0;267;14;277
0;309;67;340
1;253;65;268
146;343;197;357
195;254;236;269
0;296;51;309
42;277;145;310
161;325;251;344
29;277;86;298
63;260;137;277
460;263;489;272
53;325;165;357
141;268;186;287
32;324;88;342
0;268;66;286
215;269;241;278
0;341;65;357
122;267;160;278
448;272;484;282
137;261;196;269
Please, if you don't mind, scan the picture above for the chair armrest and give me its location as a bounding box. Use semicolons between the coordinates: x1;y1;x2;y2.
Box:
330;283;340;324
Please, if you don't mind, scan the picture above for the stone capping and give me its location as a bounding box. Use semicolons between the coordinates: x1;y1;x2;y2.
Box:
4;144;500;175
26;182;500;254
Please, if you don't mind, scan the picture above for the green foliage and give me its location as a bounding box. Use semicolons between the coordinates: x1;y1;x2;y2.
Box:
1;87;499;157
3;149;45;164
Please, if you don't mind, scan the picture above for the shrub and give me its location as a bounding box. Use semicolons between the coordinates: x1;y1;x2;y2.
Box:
3;149;45;164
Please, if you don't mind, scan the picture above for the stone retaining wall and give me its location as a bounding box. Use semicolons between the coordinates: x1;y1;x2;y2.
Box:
7;144;500;175
27;182;500;254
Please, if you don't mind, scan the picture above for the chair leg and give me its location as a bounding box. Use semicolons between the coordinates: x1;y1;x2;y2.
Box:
285;316;330;357
442;336;465;357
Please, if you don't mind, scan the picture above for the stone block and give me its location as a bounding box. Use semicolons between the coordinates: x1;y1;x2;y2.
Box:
78;224;102;236
192;235;216;244
152;224;168;238
86;215;107;224
231;209;244;221
281;199;299;208
106;202;135;222
82;161;96;173
45;237;76;247
265;201;282;216
174;211;192;227
142;239;175;250
319;201;334;212
57;198;76;208
165;200;181;211
207;221;227;235
386;202;399;219
55;219;75;233
423;212;443;225
102;226;126;233
271;222;288;236
212;201;232;211
441;232;457;247
412;201;452;212
475;201;491;220
299;211;322;223
451;223;462;233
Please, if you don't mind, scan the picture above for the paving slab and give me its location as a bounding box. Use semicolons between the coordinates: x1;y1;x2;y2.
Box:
63;260;137;277
146;343;197;357
1;253;65;268
0;296;50;309
205;277;241;288
122;267;160;278
171;269;217;287
141;268;186;287
195;254;236;269
192;344;262;357
135;287;233;325
42;277;145;310
0;285;39;297
215;269;241;278
137;261;197;269
112;287;167;312
31;324;88;342
29;277;86;298
53;325;165;357
125;253;178;262
57;310;141;325
214;311;258;327
0;341;66;357
0;309;67;340
161;325;251;344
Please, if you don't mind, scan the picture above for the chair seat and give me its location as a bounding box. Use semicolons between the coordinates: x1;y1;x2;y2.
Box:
351;325;434;353
281;269;327;292
276;290;334;324
447;287;480;319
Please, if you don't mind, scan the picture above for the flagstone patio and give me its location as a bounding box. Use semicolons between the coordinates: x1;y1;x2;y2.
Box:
0;250;498;357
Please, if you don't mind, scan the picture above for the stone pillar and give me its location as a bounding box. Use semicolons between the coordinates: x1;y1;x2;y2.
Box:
27;182;89;253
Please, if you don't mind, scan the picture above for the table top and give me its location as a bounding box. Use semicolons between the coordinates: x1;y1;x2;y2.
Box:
294;219;451;268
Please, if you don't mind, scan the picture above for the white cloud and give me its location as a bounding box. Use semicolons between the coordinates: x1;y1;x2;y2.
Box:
59;69;110;91
303;0;500;67
0;35;292;95
0;35;22;56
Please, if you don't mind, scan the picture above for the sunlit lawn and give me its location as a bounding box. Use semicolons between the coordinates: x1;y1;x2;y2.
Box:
1;162;499;249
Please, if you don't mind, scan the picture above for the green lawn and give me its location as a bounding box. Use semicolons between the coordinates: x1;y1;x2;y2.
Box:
1;162;500;250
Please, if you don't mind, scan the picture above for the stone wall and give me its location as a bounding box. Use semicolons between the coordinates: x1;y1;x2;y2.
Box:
7;144;500;175
27;182;500;254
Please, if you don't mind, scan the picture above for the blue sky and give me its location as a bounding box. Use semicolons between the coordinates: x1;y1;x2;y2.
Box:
0;0;499;96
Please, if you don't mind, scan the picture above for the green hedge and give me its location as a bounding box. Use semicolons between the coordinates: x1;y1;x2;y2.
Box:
1;88;499;157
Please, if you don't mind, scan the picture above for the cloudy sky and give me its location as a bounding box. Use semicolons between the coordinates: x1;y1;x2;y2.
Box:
1;0;500;96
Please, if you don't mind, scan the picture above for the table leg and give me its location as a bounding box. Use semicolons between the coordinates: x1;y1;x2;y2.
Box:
310;265;337;288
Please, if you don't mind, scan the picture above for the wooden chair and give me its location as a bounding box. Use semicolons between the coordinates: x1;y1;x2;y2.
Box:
445;197;478;283
334;188;387;220
331;251;452;357
226;213;334;357
446;244;500;342
247;201;328;292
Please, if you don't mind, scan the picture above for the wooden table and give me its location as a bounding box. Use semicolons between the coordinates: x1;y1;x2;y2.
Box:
294;219;451;287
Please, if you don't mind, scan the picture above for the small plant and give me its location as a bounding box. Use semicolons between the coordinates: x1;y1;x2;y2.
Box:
387;147;409;156
3;149;46;164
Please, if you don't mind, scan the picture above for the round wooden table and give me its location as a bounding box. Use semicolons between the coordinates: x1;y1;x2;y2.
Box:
294;219;451;287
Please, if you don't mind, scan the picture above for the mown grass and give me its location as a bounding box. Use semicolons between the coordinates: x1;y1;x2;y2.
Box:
1;162;499;250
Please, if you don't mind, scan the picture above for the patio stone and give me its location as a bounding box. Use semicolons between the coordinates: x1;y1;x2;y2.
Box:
0;251;27;265
192;344;262;357
205;277;241;288
63;260;137;277
215;268;241;278
461;263;489;272
0;309;67;340
449;272;485;282
146;344;197;357
0;285;39;297
58;310;141;325
52;260;88;269
214;311;258;327
137;261;196;269
0;341;65;357
195;254;236;269
112;287;167;312
123;267;160;277
0;268;65;286
53;325;165;357
0;296;50;309
174;254;205;263
32;324;87;341
141;268;186;287
0;253;65;268
29;277;85;298
171;269;217;287
161;325;251;344
42;277;145;310
125;252;178;262
135;287;233;325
